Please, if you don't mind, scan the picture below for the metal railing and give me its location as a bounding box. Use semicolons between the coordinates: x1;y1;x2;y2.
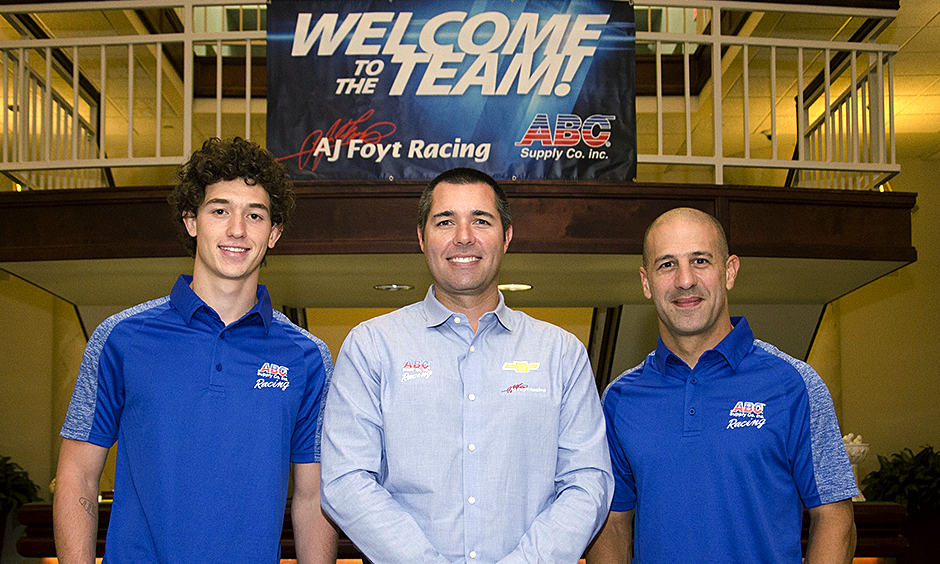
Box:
0;0;899;190
795;50;895;190
635;0;898;188
2;46;105;189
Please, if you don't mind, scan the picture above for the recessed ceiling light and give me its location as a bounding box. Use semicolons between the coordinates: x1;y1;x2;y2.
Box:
373;283;414;291
498;283;532;292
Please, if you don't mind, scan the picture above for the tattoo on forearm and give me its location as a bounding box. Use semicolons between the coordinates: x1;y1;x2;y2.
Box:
79;497;97;518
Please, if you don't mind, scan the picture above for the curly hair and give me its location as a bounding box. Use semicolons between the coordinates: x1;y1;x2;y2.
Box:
169;137;295;257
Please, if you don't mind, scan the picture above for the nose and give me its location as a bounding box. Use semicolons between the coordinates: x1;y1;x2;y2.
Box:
454;220;474;245
675;262;696;289
227;214;247;238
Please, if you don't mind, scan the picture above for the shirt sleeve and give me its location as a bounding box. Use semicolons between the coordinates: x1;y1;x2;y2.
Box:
787;363;859;508
603;382;638;512
320;324;451;564
497;333;614;564
290;329;333;464
60;316;126;447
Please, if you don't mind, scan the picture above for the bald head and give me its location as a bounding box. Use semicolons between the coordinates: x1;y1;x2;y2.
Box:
643;208;729;267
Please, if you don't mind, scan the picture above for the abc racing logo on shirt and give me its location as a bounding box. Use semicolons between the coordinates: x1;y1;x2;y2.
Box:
727;400;767;430
255;362;291;391
401;360;433;383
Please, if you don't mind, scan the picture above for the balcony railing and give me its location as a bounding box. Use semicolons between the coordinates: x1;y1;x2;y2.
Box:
0;0;899;191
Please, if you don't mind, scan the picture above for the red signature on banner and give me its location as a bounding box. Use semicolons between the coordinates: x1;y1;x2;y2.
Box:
276;109;397;172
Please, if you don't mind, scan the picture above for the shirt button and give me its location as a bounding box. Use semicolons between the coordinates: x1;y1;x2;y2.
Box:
469;552;477;559
216;364;222;371
220;333;225;339
469;345;475;352
691;377;697;384
689;408;696;415
468;394;476;401
454;317;461;324
468;444;476;452
468;496;476;505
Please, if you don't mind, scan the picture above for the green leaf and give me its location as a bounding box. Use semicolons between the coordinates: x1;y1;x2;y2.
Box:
0;455;43;527
862;445;940;515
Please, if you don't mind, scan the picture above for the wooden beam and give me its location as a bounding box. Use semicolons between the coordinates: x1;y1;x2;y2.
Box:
0;181;916;263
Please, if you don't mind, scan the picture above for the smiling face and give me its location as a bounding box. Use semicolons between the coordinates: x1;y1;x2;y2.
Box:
640;210;739;355
417;181;512;311
183;178;282;289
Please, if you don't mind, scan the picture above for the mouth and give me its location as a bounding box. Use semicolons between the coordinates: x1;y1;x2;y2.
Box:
672;295;704;308
219;245;249;254
448;256;481;264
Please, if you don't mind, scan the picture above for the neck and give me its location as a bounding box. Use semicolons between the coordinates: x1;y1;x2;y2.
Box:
190;270;261;326
435;287;500;332
660;317;733;370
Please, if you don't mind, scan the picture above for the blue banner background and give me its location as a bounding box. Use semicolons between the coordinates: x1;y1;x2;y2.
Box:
267;0;635;181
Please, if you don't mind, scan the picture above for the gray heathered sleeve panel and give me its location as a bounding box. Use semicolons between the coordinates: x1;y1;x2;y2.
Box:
601;356;649;405
754;340;859;504
60;297;171;442
272;310;334;460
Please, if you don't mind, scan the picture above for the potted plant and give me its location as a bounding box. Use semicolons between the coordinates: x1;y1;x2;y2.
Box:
0;455;42;555
862;445;940;564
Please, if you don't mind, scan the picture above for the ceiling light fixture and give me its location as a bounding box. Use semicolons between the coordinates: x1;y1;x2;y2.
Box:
498;283;533;292
373;283;414;291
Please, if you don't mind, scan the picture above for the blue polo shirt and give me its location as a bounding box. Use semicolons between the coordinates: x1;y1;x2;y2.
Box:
602;317;857;563
61;275;332;563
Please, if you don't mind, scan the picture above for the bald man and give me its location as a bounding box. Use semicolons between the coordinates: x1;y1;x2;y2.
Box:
587;208;858;564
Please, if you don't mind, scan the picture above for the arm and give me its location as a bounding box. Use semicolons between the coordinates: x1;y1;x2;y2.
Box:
291;462;337;564
786;363;857;563
319;328;450;563
805;499;856;564
53;439;109;564
496;336;614;564
586;510;634;564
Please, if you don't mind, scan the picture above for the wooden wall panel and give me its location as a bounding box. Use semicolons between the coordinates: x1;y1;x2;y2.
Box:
0;181;916;263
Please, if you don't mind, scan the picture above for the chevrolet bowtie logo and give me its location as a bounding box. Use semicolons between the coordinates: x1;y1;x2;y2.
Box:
502;361;540;373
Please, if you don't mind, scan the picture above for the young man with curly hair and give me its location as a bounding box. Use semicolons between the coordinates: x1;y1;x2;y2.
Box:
54;138;337;563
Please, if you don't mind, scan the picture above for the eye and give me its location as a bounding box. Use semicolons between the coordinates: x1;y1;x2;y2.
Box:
248;213;264;221
473;218;491;226
210;208;226;216
656;260;675;270
436;219;454;227
693;258;710;265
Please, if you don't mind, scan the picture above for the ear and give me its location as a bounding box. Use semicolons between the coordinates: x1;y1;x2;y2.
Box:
502;225;513;252
267;223;284;249
417;225;425;253
725;254;740;290
639;266;652;299
182;212;197;237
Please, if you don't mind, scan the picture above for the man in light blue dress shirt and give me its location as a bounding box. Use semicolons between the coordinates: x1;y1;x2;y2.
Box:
321;168;613;563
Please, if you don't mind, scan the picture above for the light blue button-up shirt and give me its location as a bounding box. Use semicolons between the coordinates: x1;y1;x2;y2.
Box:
322;287;613;563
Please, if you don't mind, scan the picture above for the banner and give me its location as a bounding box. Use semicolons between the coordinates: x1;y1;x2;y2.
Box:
267;0;635;181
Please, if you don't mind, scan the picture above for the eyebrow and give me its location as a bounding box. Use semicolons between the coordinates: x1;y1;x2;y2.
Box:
204;198;270;212
431;209;496;221
653;251;714;264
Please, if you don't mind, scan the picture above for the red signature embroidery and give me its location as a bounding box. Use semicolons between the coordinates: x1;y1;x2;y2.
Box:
276;109;397;171
501;383;529;394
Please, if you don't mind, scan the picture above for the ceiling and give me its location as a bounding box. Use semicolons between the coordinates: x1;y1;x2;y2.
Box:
1;254;908;311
